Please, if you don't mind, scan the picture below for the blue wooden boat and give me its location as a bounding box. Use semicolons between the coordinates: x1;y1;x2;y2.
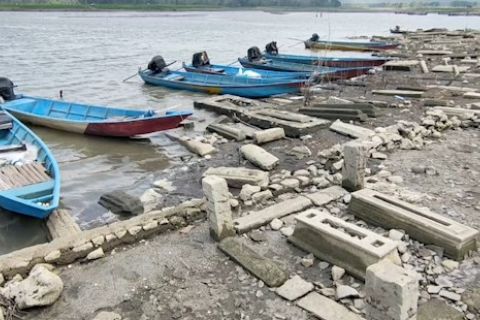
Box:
139;57;305;98
1;96;192;138
182;62;310;79
304;34;400;52
0;110;60;219
263;42;390;67
238;57;372;80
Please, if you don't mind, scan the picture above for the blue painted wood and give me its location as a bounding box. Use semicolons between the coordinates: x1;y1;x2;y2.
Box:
263;53;390;66
0;110;60;219
183;63;311;79
139;70;305;98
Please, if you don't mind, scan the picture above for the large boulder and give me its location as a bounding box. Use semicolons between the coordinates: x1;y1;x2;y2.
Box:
0;264;63;309
98;190;144;216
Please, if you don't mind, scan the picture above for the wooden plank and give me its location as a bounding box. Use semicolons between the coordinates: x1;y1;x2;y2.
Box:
0;167;20;188
23;163;44;182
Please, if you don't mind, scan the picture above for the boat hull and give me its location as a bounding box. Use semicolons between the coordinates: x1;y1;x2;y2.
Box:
2;97;191;138
305;40;400;52
264;53;389;68
9;110;189;137
139;71;304;98
0;111;60;219
183;64;310;79
238;59;371;80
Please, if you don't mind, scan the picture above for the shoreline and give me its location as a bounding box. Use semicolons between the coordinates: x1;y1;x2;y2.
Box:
0;4;479;15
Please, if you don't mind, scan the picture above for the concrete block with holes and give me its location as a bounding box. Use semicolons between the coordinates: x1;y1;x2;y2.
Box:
288;209;400;280
349;189;479;260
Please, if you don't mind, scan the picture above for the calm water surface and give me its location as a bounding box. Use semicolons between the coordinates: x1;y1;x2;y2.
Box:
0;11;479;253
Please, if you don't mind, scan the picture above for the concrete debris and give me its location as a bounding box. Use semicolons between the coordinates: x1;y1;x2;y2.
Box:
297;292;365;320
218;237;288;287
330;119;375;139
202;176;235;241
332;265;346;281
336;285;360;300
0;264;63;309
203;166;269;188
342;140;368;192
366;260;419;320
276;275;314;301
253;128;285;144
240;144;279;171
86;248;105;261
92;311;122;320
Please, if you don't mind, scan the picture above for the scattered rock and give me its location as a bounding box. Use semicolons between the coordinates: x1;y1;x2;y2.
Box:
301;254;315;268
280;227;294;237
92;311;122;320
442;260;459;272
270;218;283;231
387;175;403;184
336;285;359;300
319;262;330;270
332;266;345;281
0;264;63;309
417;299;463;320
276;275;314;301
249;230;266;242
439;289;461;302
239;184;261;201
98;190;143;216
86;248;105;261
462;288;480;315
388;229;405;241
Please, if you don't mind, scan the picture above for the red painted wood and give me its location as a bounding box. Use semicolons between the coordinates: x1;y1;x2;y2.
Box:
84;115;189;137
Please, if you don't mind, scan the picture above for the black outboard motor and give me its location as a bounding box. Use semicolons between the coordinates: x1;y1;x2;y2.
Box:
192;51;211;67
247;46;262;62
265;41;279;55
147;56;167;74
0;77;15;101
310;33;320;42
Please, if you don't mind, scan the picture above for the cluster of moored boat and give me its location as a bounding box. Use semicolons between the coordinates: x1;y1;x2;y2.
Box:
0;35;399;219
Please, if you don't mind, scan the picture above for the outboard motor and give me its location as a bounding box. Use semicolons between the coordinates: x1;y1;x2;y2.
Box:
147;56;167;74
265;41;279;55
310;33;320;42
192;51;211;67
0;77;15;101
247;46;262;62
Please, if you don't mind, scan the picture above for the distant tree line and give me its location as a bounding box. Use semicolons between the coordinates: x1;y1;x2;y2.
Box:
0;0;342;6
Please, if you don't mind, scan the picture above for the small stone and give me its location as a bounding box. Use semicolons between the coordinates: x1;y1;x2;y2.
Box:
240;184;261;201
270;218;283;231
92;235;105;247
427;285;442;294
388;229;405;241
44;250;61;263
336;285;359;300
439;290;461;302
230;199;239;208
353;298;365;310
387;175;403;184
276;275;314;301
280;227;294;237
343;194;352;204
442;260;459;272
256;290;264;298
93;311;122;320
301;255;315;268
319;288;336;297
411;166;426;174
249;230;266;243
280;178;300;189
401;252;411;263
86;248;105;261
252;190;273;204
371;152;387;160
318;262;329;270
332;266;345;281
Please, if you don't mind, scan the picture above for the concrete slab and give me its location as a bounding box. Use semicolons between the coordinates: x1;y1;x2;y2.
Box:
240;144;279;171
305;186;348;206
218;237;288;287
289;209;399;279
349;189;479;260
432;65;470;73
206;123;246;141
233;196;313;233
299;108;368;122
330;119;375;139
276;275;314;301
372;90;424;98
297;292;365;320
309;103;379;117
203;167;269;188
383;60;419;71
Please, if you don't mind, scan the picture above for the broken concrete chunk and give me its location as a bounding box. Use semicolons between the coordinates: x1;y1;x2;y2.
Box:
203;167;269;188
305;186;348;206
297;292;365;320
218;238;288;287
276;275;314;301
253;128;285;144
202;176;235;241
330;119;375;139
86;248;105;261
0;264;63;309
233;196;312;233
372;90;424;98
349;189;479;260
289;209;400;279
207;123;246;141
240;144;279;171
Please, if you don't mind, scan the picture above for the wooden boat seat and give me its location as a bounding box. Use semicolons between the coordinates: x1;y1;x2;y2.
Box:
0;112;13;130
0;144;26;153
0;162;51;191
